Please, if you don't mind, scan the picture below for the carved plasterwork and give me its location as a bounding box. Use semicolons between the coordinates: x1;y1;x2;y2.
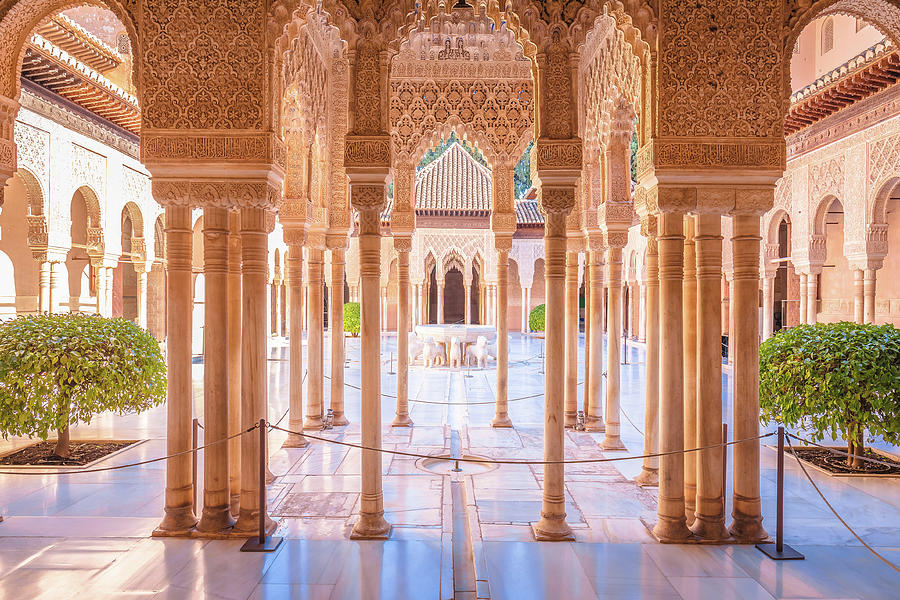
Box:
14;119;47;184
809;157;844;205
71;143;106;202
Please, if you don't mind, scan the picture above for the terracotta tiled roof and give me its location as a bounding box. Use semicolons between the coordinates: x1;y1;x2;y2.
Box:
415;142;492;214
515;198;544;226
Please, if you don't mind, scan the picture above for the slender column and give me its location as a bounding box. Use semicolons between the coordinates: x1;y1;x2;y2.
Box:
584;257;591;419
302;281;309;331
157;205;196;534
564;251;579;428
638;283;647;342
274;278;282;335
49;261;61;313
227;214;242;514
729;214;768;541
393;240;412;427
95;262;106;315
761;275;775;340
603;245;626;449
38;261;50;313
682;217;698;526
350;184;391;539
137;268;148;328
864;269;876;323
437;281;445;324
806;272;818;324
727;277;736;364
493;244;512;427
105;267;114;317
283;236;309;447
635;232;658;485
330;245;349;426
197;206;233;533
464;283;472;324
798;273;807;325
533;196;573;541
853;269;864;324
691;214;728;539
585;247;605;432
653;211;691;541
381;286;388;331
304;247;325;429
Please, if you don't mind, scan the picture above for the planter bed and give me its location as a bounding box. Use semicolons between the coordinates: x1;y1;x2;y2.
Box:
770;444;900;477
0;439;143;469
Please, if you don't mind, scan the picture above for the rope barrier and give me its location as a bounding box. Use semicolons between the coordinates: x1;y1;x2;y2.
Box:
0;424;261;476
786;432;900;470
618;405;645;437
785;435;900;574
269;424;772;466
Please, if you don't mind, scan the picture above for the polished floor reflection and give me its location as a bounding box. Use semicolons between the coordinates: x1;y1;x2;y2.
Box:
0;333;897;599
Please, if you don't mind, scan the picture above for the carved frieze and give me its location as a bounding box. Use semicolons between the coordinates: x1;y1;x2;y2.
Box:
536;138;583;170
345;136;391;168
142;134;281;164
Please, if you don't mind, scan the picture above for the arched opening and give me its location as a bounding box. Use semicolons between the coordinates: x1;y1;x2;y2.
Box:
470;261;481;324
0;169;41;314
443;266;465;324
817;197;852;322
148;214;166;340
773;215;798;331
65;186;101;313
115;203;143;323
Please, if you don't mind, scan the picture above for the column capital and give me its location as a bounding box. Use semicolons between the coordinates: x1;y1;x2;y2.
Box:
393;235;413;253
326;232;350;251
494;234;514;253
283;227;307;247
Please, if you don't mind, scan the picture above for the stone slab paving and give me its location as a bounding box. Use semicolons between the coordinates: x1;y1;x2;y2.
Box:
0;333;895;598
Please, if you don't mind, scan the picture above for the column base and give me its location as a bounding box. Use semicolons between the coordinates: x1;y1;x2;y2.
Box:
281;433;310;448
392;413;413;427
350;513;392;539
155;505;197;536
233;509;276;536
601;435;627;450
583;417;605;433
532;517;575;541
230;494;240;518
197;508;236;535
491;414;513;428
303;417;325;430
652;515;692;542
690;515;729;541
634;467;659;486
729;514;768;542
564;412;577;428
332;412;350;427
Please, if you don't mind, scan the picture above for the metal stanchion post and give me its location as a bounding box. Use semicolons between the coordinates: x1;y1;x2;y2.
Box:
756;426;804;560
192;418;199;515
241;420;283;552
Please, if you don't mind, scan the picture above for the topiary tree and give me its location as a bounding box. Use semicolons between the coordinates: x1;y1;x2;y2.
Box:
759;322;900;469
0;314;166;457
344;302;360;337
529;304;545;332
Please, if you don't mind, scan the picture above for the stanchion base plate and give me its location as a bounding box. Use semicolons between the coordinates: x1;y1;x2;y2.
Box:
241;536;283;553
755;543;804;560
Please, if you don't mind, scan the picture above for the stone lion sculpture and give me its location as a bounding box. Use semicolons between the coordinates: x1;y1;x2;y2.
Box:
448;337;462;368
465;336;490;368
408;332;424;364
422;338;446;367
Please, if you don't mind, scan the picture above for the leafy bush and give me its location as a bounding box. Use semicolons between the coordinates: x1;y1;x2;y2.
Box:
0;314;166;457
344;302;360;337
529;304;545;332
759;322;900;468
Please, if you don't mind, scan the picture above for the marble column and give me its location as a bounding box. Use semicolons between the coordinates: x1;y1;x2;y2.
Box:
302;281;309;331
197;206;233;533
234;207;272;535
864;269;877;323
692;213;728;540
437;281;445;324
350;184;391;540
653;211;691;542
584;257;591;421
798;273;807;325
104;267;114;317
603;245;626;450
853;269;864;323
95;261;106;315
137;268;149;329
381;286;389;331
806;272;818;324
533;194;573;541
330;244;349;426
49;261;61;313
283;235;308;447
273;279;282;335
493;244;512;428
729;214;768;542
638;283;647;342
464;282;472;324
158;205;196;534
38;260;50;313
227;214;243;513
635;232;658;485
304;247;325;429
761;275;775;340
520;286;528;332
727;277;736;365
393;239;413;427
682;217;698;526
585;247;605;432
564;250;579;428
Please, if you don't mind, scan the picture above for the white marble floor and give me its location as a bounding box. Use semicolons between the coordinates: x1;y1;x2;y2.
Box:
0;332;897;599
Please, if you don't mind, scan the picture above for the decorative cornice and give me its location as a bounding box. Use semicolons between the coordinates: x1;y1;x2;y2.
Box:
645;138;786;172
345;135;391;168
142;132;285;170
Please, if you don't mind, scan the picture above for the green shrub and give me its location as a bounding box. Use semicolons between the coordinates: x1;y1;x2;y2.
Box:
344;302;360;337
0;313;166;457
529;304;545;332
759;322;900;468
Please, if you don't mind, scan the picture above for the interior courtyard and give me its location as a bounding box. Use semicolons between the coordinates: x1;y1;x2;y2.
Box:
0;0;898;598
